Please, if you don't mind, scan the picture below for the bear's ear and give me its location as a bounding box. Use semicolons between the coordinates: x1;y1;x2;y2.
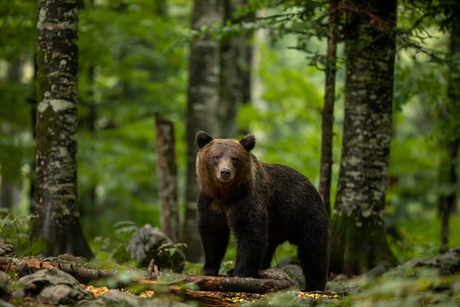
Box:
239;134;256;151
195;131;213;149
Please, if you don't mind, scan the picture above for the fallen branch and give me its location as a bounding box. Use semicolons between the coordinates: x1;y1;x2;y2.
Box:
136;274;292;293
0;257;292;293
0;257;116;284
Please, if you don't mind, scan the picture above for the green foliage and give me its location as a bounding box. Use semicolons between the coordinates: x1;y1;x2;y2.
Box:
76;0;189;237
0;210;34;256
239;43;342;191
158;243;187;258
338;266;460;307
0;0;36;60
26;235;51;257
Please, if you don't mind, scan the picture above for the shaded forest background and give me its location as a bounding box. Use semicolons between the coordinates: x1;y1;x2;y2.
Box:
0;0;459;271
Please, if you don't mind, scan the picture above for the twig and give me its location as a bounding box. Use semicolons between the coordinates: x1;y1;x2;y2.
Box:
13;221;20;256
5;261;11;273
147;259;155;280
154;264;160;279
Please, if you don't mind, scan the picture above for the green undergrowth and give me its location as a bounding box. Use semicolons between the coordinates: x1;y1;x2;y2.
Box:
337;267;460;307
388;215;460;263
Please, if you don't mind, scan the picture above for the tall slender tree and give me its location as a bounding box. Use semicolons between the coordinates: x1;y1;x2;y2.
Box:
183;0;223;262
329;0;398;275
219;0;253;139
318;0;341;216
29;0;93;259
0;57;24;210
155;115;180;244
439;8;460;251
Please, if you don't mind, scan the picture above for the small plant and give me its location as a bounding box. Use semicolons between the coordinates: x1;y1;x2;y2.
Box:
0;211;34;256
157;242;187;271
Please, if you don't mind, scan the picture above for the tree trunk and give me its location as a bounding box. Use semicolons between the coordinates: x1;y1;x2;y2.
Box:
440;140;459;252
440;22;460;252
29;55;38;214
218;0;254;139
329;0;398;275
155;115;180;244
183;0;223;262
318;0;340;217
29;0;93;260
0;57;25;210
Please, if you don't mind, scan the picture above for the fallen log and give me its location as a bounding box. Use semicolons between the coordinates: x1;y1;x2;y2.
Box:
137;274;292;293
0;257;116;284
0;257;292;293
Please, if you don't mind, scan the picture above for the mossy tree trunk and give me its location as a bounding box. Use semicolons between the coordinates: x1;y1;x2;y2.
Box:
29;0;93;260
318;0;340;217
218;0;254;139
183;0;223;262
155;115;180;244
329;0;398;275
440;20;460;252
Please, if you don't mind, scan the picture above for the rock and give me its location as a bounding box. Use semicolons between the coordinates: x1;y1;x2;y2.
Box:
438;251;459;265
361;260;393;278
281;264;305;289
100;290;140;307
79;290;190;307
58;253;88;264
11;289;25;299
345;286;361;294
449;246;460;255
126;224;185;272
293;296;316;306
0;272;11;300
318;297;341;306
16;262;34;278
438;251;459;275
407;258;426;267
277;256;299;268
332;274;348;282
143;298;190;307
0;299;15;307
18;268;94;304
259;268;295;285
0;244;15;258
77;299;106;307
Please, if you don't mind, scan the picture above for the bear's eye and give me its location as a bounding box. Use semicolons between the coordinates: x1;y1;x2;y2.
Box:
231;157;238;162
213;155;220;160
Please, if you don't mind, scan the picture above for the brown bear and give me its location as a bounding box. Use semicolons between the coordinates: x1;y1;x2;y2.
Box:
195;131;330;291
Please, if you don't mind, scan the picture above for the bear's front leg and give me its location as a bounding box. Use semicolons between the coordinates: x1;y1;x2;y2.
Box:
229;203;268;278
197;194;230;276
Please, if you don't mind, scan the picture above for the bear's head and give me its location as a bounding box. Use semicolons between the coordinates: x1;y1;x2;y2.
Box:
195;131;255;185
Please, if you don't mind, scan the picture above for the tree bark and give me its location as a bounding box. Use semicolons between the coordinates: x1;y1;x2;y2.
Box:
318;0;340;217
29;0;93;260
218;0;254;139
183;0;223;262
155;115;180;244
329;0;398;275
440;21;460;252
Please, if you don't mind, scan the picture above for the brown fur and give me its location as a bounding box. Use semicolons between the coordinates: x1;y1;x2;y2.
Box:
195;131;330;291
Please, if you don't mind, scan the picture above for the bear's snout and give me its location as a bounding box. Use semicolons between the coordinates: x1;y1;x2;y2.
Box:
220;168;231;178
217;167;233;183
